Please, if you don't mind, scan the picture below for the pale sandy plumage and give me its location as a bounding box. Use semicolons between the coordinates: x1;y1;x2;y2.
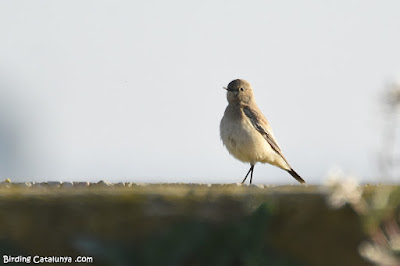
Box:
220;79;305;184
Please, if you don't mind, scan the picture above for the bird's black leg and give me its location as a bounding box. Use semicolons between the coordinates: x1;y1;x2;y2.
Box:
249;165;255;184
241;166;252;184
241;164;254;184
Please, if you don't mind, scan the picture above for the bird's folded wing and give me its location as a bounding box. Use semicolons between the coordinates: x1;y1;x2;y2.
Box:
243;106;290;166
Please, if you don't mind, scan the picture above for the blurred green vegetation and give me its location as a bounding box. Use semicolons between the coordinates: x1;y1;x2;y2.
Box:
75;204;300;266
0;184;369;265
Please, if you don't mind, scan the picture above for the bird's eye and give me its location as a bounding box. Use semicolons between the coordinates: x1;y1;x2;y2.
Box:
240;87;244;91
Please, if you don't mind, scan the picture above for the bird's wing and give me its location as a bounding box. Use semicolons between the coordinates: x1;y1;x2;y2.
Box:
242;105;290;166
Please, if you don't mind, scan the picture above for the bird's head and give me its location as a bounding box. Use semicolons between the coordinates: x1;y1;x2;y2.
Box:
224;79;254;104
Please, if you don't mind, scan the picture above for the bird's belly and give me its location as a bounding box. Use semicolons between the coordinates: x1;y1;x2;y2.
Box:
220;117;277;164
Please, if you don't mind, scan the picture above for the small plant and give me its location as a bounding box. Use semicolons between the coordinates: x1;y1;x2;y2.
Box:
326;80;400;265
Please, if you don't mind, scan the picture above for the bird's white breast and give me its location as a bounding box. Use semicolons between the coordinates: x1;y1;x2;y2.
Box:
220;106;289;169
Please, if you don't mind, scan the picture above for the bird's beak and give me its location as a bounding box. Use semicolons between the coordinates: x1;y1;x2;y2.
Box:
223;87;227;90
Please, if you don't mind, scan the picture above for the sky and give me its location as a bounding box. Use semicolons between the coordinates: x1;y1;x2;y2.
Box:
0;1;399;184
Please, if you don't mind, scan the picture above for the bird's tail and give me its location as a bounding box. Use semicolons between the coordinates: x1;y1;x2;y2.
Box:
288;169;305;184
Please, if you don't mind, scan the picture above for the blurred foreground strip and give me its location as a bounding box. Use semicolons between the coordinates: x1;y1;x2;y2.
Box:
0;179;381;266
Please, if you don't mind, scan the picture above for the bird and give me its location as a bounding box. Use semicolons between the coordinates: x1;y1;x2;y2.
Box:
220;79;305;184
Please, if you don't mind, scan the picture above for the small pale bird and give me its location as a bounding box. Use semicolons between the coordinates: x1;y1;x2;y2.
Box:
220;79;305;184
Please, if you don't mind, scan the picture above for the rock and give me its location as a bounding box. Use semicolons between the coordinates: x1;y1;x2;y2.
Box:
96;180;113;187
61;182;74;188
73;182;90;188
32;183;43;188
47;181;62;187
23;182;33;187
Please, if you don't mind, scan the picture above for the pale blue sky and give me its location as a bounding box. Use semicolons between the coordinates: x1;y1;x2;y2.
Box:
0;1;399;184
